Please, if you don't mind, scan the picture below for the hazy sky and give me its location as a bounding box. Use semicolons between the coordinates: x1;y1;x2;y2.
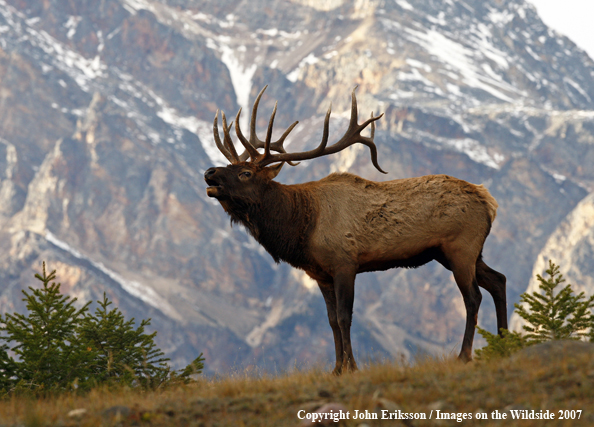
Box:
527;0;594;60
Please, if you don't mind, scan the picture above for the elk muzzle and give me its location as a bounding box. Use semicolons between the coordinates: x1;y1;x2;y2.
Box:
204;167;222;198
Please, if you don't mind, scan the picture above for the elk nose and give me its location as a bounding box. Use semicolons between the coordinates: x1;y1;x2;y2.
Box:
204;168;217;180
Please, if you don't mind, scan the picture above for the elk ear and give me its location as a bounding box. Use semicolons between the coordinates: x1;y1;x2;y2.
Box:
264;162;284;179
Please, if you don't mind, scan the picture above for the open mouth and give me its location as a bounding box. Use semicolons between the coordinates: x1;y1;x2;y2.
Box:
205;178;222;197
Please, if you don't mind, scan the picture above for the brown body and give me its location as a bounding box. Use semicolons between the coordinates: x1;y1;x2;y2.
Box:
204;87;507;374
301;173;497;279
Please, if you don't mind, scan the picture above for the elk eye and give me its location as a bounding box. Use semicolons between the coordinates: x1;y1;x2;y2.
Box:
239;171;252;179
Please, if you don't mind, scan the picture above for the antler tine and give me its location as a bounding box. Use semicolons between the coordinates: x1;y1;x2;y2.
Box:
248;85;267;148
234;86;271;161
348;86;359;130
234;107;259;161
258;102;302;167
268;120;300;166
317;104;332;155
221;112;240;163
255;87;387;173
213;110;237;164
264;101;277;158
360;110;386;174
272;120;299;148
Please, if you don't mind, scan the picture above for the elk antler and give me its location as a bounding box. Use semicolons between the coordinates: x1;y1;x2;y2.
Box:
212;86;386;174
254;87;386;173
213;86;298;165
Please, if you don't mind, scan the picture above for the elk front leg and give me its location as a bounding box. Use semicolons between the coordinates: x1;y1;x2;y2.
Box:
317;281;344;375
334;269;358;373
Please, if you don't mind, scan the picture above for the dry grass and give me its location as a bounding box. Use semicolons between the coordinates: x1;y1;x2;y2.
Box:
1;348;593;426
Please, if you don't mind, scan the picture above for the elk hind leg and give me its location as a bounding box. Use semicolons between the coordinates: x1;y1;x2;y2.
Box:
451;261;482;362
476;258;508;334
317;281;344;375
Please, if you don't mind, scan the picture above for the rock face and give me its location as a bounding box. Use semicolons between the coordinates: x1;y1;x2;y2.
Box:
0;0;593;372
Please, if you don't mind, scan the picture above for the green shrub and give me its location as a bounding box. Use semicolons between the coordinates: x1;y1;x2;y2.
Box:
476;260;594;361
0;263;204;396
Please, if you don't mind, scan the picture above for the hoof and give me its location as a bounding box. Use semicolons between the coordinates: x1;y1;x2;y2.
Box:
347;362;359;373
458;353;472;363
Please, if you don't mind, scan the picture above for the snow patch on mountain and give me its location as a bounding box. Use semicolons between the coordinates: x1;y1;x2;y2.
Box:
219;43;257;130
121;0;156;15
287;53;319;82
0;1;105;92
405;27;517;103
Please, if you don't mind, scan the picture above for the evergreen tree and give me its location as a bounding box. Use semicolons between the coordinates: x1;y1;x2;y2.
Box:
0;263;93;393
0;262;204;395
476;260;594;360
515;260;594;343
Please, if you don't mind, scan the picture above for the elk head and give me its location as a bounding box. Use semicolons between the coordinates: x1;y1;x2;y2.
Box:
204;86;386;205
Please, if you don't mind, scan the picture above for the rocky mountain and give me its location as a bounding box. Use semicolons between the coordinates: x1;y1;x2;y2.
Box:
1;0;593;372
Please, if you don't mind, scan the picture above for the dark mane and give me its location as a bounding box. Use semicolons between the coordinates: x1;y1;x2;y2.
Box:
226;182;317;269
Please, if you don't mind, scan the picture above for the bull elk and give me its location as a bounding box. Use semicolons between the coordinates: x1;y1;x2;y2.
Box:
204;87;507;374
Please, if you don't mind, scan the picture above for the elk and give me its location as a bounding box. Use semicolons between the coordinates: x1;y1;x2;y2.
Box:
204;87;507;374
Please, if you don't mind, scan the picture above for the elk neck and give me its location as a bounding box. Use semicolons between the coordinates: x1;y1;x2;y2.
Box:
223;180;318;269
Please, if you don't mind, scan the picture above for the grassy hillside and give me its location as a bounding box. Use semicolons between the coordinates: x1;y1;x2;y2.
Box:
0;341;592;427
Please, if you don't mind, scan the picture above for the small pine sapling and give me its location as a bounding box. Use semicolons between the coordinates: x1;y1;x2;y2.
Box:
474;328;528;361
515;260;594;343
476;260;594;360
